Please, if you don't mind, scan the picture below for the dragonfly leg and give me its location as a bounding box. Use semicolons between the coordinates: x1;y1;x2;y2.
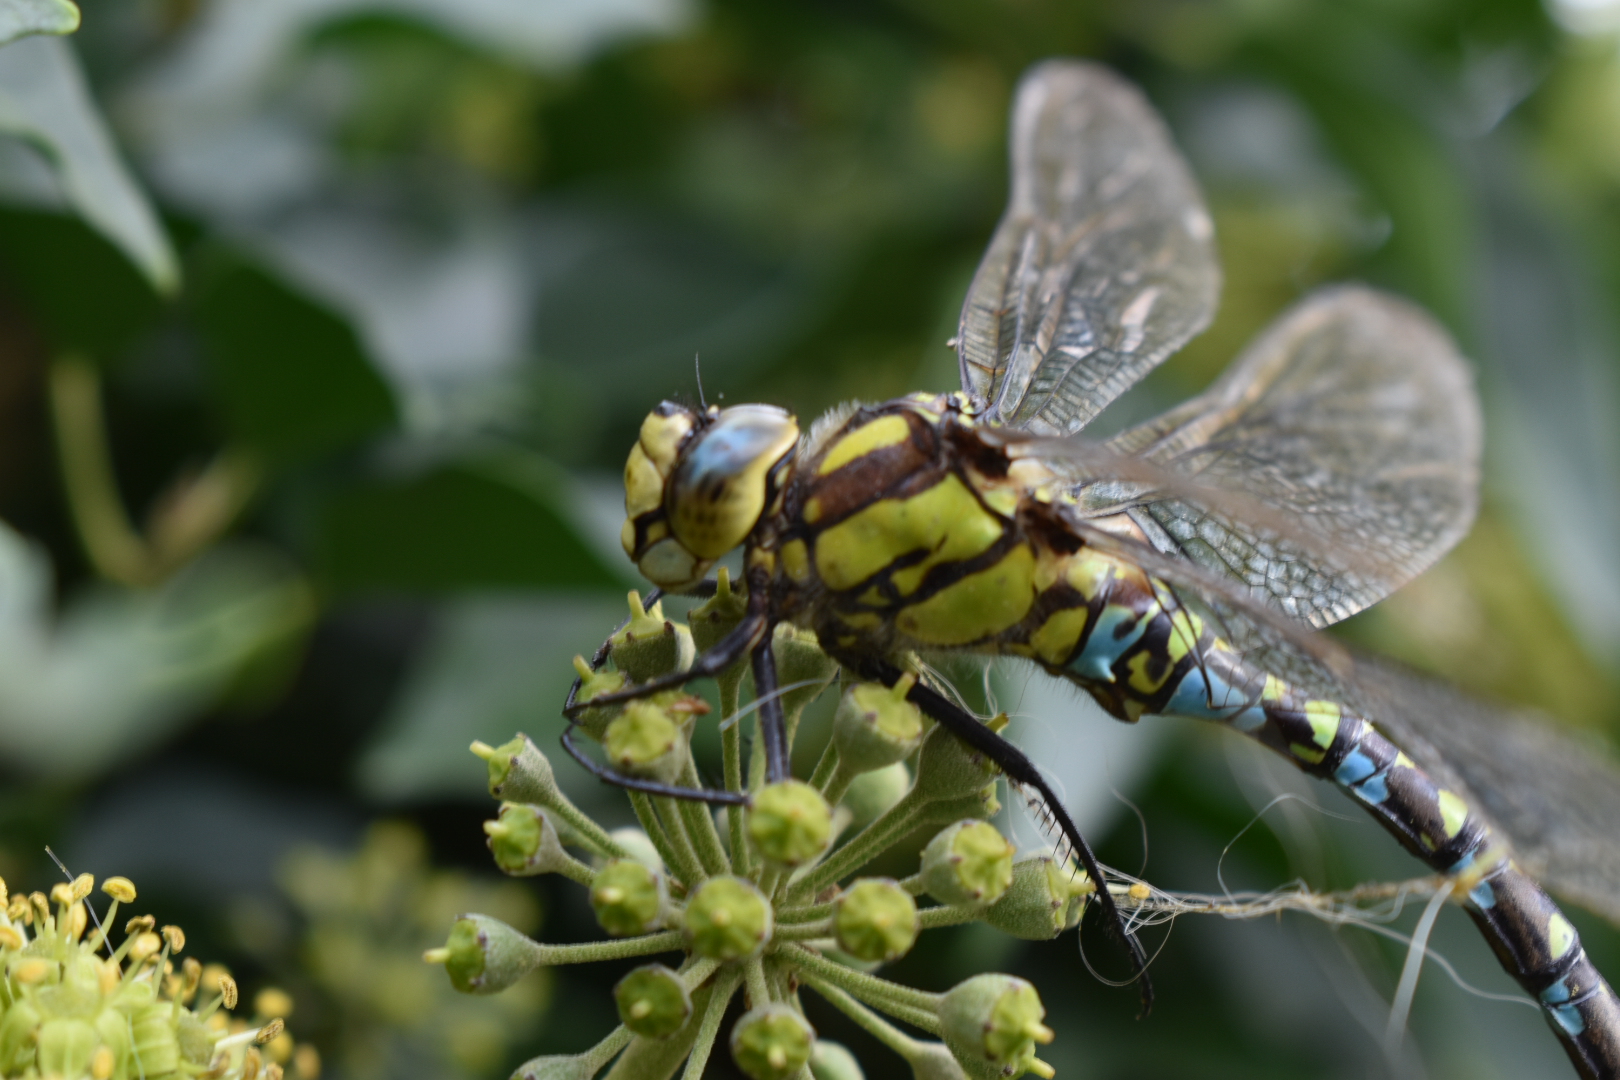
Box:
559;725;747;805
751;633;791;784
839;650;1155;1018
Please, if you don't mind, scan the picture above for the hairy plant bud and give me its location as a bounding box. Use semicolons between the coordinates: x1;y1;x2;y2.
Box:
833;878;918;963
772;624;838;720
484;804;569;877
605;701;688;784
610;591;694;683
841;762;912;827
809;1039;865;1080
687;567;748;654
747;781;832;867
471;734;559;807
919;822;1015;906
731;1003;814;1080
832;677;924;773
906;1041;972;1080
984;859;1093;941
614;964;692;1039
910;721;1001;806
590;860;666;938
432;914;545;995
939;975;1054;1079
603;827;665;873
920;782;1000;825
683;876;772;960
569;656;628;741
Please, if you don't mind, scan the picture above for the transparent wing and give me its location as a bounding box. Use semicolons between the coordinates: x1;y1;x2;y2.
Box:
956;60;1219;435
1078;286;1481;629
1073;522;1620;927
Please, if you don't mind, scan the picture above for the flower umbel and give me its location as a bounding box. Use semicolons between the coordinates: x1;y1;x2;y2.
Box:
0;873;298;1080
433;592;1077;1079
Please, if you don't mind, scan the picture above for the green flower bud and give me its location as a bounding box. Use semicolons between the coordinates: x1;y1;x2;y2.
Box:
747;781;832;867
610;591;695;683
920;821;1015;906
921;781;1000;825
730;1003;815;1080
905;1041;972;1080
984;859;1093;941
683;876;772;960
485;803;569;877
773;624;838;720
130;1005;182;1075
604;827;665;873
471;734;559;807
832;677;924;773
939;975;1054;1079
0;1000;41;1074
614;964;692;1038
570;655;628;741
910;718;1002;805
841;762;912;827
433;913;545;994
604;701;688;784
688;566;748;654
36;1018;98;1079
590;860;666;937
833;878;919;963
810;1039;865;1080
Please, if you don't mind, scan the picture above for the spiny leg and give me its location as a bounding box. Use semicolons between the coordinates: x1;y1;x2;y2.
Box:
839;651;1155;1018
752;633;791;784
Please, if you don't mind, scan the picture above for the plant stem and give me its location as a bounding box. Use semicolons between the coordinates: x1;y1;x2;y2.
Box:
654;795;707;883
532;930;684;965
604;982;718;1080
678;756;731;877
798;974;922;1057
628;791;696;886
917;904;986;930
774;943;940;1022
679;969;742;1080
744;956;771;1008
547;792;631;862
579;1026;636;1072
790;793;924;900
772;919;833;942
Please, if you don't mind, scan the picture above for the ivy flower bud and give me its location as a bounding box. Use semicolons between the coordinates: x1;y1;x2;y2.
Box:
429;914;545;995
919;822;1015;906
833;878;919;963
904;1041;971;1080
809;1038;865;1080
471;734;559;807
590;860;666;937
683;876;772;960
37;1018;98;1079
687;566;747;654
772;624;838;720
984;859;1093;941
613;964;692;1038
730;1003;814;1080
747;781;832;867
569;656;628;741
841;762;912;827
832;678;924;773
604;827;665;873
484;804;583;879
604;701;688;783
910;720;1001;806
610;591;694;683
939;975;1054;1079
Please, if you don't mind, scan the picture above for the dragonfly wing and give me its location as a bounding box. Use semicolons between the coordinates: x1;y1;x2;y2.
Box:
1089;286;1481;628
956;60;1219;435
1073;521;1620;927
1342;660;1620;927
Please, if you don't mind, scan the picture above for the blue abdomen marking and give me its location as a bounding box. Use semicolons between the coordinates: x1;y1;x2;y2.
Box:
1069;604;1154;683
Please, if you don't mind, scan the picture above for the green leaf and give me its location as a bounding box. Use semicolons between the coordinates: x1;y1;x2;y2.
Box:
0;523;314;780
314;453;623;593
0;0;78;45
193;257;398;466
0;37;177;293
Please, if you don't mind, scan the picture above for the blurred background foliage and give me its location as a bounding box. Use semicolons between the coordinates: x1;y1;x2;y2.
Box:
1;0;1619;1076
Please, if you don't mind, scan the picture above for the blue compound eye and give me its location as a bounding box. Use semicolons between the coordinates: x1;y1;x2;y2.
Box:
666;405;799;561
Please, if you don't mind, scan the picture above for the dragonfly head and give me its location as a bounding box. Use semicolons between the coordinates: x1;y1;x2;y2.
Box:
622;402;800;590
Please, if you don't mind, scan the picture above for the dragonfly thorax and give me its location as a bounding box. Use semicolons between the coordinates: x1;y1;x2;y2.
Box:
621;401;800;590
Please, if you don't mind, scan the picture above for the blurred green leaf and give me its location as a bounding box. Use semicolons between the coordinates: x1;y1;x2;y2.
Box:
0;37;177;293
0;521;314;780
314;452;622;593
193;257;398;466
0;0;78;45
0;205;162;357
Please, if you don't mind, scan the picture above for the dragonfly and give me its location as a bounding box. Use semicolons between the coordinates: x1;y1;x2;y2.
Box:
566;59;1620;1079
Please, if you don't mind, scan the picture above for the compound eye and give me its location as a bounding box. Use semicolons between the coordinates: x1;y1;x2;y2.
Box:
668;405;798;559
